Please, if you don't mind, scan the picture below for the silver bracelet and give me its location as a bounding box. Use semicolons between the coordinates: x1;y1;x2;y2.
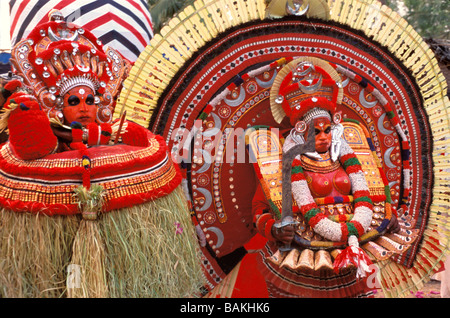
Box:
82;128;88;143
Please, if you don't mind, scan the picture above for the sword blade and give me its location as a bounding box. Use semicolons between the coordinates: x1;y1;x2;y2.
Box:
280;122;315;221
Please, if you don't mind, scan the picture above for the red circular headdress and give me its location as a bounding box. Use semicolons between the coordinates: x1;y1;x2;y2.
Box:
270;56;343;126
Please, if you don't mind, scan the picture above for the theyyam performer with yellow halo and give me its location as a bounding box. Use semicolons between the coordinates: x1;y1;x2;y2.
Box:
112;0;449;297
251;56;407;297
0;9;203;297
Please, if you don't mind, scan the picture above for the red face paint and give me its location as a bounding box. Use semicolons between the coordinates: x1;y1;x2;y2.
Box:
62;85;97;126
306;117;332;153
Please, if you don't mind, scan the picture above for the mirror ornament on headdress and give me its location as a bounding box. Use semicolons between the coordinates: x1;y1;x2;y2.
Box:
270;56;343;124
271;56;344;160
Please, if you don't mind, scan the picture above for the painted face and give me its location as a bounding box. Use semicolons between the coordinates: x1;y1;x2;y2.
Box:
62;85;97;126
304;117;332;153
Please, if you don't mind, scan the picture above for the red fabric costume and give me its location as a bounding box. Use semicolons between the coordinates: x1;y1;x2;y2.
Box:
251;158;375;298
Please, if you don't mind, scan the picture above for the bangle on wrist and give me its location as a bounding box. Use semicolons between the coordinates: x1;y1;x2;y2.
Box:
82;128;88;143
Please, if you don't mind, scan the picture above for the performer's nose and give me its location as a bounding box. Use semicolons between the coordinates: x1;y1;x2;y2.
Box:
79;101;89;112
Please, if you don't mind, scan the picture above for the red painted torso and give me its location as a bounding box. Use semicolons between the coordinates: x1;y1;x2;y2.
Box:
301;153;351;198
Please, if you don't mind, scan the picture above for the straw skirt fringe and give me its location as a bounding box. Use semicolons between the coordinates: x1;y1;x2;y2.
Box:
0;186;204;297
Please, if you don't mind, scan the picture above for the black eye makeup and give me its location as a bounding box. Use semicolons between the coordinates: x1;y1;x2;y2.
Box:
68;95;80;106
86;94;95;105
315;126;331;135
66;94;96;106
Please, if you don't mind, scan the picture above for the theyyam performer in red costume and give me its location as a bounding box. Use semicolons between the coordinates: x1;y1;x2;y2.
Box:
0;10;203;298
251;56;406;297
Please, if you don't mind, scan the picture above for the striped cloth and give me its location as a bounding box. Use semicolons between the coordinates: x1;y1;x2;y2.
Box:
9;0;153;62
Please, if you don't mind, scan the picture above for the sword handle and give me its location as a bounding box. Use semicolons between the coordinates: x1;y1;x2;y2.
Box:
273;216;299;252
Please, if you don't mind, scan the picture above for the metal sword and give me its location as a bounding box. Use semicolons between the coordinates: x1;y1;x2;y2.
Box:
274;122;316;251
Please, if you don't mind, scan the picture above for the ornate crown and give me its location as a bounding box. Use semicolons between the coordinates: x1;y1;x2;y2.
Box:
58;74;97;98
10;10;132;124
270;56;343;126
302;106;331;124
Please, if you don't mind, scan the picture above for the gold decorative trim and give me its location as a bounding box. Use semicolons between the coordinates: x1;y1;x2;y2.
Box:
300;153;340;173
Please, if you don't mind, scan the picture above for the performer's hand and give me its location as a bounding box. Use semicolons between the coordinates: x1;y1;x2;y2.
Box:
387;214;400;233
272;224;295;245
51;125;73;143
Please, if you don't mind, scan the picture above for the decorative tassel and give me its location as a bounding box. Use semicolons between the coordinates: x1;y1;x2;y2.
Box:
69;184;108;297
68;219;108;298
73;184;106;221
333;235;373;279
70;143;107;297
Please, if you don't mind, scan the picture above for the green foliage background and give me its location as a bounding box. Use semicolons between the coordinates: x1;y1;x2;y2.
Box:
384;0;449;40
147;0;449;40
148;0;195;34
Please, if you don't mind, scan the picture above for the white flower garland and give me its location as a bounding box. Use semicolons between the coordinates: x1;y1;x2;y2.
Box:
289;137;373;242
